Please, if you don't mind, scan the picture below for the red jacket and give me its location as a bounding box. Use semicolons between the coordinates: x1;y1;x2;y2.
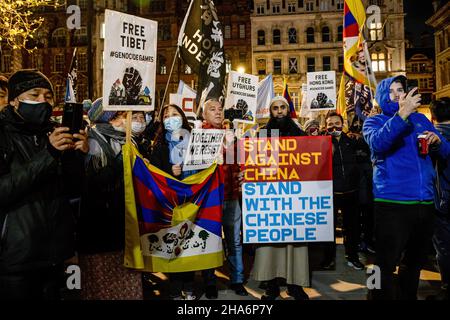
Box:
202;122;240;201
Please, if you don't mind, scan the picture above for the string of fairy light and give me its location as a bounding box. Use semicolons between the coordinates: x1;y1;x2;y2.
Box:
0;0;62;51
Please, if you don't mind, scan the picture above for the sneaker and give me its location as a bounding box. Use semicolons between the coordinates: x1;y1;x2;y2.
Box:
183;292;197;300
320;260;336;270
230;283;248;296
204;285;218;299
347;258;365;270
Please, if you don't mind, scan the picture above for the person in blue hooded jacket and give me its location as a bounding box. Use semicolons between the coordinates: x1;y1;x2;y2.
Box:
363;75;450;300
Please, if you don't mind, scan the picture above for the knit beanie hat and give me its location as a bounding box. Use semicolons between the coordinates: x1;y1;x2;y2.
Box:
7;69;54;102
303;119;320;131
87;97;117;123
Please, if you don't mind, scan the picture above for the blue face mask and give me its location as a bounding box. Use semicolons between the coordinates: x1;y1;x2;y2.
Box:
164;116;182;132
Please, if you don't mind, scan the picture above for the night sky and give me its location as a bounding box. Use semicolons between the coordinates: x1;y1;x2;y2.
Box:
404;0;435;47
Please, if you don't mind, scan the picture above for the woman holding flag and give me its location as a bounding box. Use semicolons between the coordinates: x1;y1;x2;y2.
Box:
150;104;199;300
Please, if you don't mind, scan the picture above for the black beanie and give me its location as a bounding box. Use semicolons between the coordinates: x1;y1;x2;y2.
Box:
8;69;54;102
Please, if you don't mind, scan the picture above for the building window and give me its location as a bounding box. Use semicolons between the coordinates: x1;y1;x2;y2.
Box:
54;54;65;73
371;52;386;72
77;83;88;101
158;24;171;41
337;25;343;41
289;57;298;74
273;29;281;45
239;25;246;39
273;59;282;74
158;55;167;74
272;2;281;13
369;0;383;5
323;56;331;71
307;57;315;72
369;22;383;41
55;84;65;105
31;54;43;71
150;0;165;12
288;2;296;12
336;0;344;10
322;26;330;42
257;58;266;75
320;0;329;11
77;0;87;10
298;0;304;8
306;1;314;11
257;30;265;45
306;27;315;43
256;3;265;14
239;52;247;64
52;28;68;47
225;25;231;39
74;27;88;45
0;53;11;73
338;56;343;72
78;52;87;72
288;28;297;44
226;55;232;73
184;64;192;74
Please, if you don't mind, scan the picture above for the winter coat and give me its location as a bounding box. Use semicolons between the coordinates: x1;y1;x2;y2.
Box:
363;76;450;202
0;106;79;274
330;133;360;193
202;122;240;201
434;123;450;215
77;124;126;254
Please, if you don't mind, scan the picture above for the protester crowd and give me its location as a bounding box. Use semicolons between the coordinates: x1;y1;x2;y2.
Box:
0;70;449;301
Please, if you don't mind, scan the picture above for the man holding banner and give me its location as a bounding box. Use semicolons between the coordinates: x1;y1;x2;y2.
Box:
200;98;248;297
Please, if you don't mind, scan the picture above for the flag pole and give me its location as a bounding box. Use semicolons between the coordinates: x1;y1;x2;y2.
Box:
160;46;179;113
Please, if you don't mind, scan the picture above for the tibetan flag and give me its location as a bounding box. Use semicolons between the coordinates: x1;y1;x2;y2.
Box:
283;80;297;119
123;143;224;272
338;0;376;125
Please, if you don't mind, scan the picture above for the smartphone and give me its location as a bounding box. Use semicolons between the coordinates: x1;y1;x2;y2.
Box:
62;102;84;134
407;79;419;96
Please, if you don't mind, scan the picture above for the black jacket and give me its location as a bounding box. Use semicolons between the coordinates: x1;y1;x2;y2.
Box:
0;106;80;274
331;133;360;193
261;117;307;137
77;125;125;254
150;141;172;175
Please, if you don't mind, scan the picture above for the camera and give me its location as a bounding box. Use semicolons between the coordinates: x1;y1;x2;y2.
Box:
407;79;419;96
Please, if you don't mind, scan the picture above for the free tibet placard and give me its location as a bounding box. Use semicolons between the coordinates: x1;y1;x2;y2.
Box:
103;10;157;111
239;136;334;243
224;71;258;124
306;71;336;111
183;129;226;171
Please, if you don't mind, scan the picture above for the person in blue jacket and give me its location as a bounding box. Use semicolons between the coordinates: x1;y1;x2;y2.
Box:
429;98;450;300
363;75;450;300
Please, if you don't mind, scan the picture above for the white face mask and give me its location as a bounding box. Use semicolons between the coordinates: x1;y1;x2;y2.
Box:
132;121;146;135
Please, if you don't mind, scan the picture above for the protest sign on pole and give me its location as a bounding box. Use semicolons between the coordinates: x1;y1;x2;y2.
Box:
169;81;197;127
224;71;258;124
183;129;225;171
239;136;334;244
306;71;336;111
256;74;274;120
102;10;157;111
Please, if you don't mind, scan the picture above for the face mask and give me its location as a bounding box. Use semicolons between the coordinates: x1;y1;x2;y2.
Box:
164;116;182;132
132;121;146;135
17;100;52;125
327;127;343;137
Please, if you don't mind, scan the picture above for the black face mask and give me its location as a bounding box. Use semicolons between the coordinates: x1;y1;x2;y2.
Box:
17;100;53;126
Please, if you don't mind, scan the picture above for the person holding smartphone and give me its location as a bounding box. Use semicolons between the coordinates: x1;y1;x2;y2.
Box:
0;69;88;300
363;76;450;300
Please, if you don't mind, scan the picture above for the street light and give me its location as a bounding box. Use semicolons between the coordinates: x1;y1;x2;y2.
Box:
237;66;245;73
